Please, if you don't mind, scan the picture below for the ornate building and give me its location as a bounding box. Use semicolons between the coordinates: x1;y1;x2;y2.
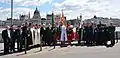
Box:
4;7;41;26
4;7;68;26
29;7;41;25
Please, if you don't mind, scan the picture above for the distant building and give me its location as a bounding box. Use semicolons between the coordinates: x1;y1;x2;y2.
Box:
4;7;41;26
84;15;120;27
0;20;4;26
29;7;41;25
46;14;52;25
46;13;66;25
3;8;69;26
5;18;22;26
19;14;29;21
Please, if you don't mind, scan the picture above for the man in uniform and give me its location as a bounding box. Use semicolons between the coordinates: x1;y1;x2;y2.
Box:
2;26;11;54
15;25;22;52
51;26;56;48
84;23;92;46
89;23;94;45
94;24;99;45
108;23;115;47
102;24;109;46
9;25;16;52
78;26;81;45
22;22;30;50
27;23;33;48
96;21;108;45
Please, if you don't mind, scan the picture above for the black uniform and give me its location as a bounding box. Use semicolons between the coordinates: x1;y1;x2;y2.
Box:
108;26;115;46
94;27;99;44
96;24;104;45
89;26;94;42
15;28;23;51
83;26;94;44
96;24;108;45
42;27;47;45
78;28;82;44
22;26;28;49
9;28;16;52
40;27;44;37
102;26;109;46
26;27;33;47
46;27;53;46
83;26;88;41
2;30;11;54
51;27;57;47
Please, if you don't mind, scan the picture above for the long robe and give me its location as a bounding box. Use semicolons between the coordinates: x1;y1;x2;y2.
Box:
34;29;41;45
60;26;68;41
31;28;35;45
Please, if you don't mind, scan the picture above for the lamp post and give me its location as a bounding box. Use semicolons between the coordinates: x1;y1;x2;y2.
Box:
11;0;13;25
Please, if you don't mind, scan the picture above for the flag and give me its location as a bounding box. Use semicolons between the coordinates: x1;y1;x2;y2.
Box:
61;9;66;26
52;11;54;26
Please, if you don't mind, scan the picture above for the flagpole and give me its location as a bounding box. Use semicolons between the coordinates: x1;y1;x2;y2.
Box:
80;14;84;42
11;0;13;25
52;11;54;27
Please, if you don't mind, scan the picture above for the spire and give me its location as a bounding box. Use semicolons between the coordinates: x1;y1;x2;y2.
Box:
80;13;82;19
36;6;38;10
33;7;40;19
52;11;54;26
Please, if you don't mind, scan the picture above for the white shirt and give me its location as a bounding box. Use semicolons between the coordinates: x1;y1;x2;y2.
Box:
7;30;11;38
61;25;66;33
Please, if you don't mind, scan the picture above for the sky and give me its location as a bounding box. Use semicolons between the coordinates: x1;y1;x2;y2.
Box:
0;0;120;21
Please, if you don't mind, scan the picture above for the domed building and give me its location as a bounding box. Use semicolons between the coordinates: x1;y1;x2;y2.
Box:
29;7;41;25
33;8;41;19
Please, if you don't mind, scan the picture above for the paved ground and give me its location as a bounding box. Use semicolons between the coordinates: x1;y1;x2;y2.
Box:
0;41;120;58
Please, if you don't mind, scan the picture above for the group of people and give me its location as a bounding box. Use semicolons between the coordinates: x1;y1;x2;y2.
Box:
1;22;116;55
77;23;116;47
2;22;41;54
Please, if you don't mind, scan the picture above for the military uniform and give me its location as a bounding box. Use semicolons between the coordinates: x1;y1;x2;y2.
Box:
22;26;28;49
102;26;109;46
78;28;82;44
15;28;23;52
108;25;115;46
26;27;33;48
52;27;57;48
83;26;88;41
89;26;94;44
9;28;16;52
96;24;104;45
2;30;11;54
83;26;93;45
94;27;99;44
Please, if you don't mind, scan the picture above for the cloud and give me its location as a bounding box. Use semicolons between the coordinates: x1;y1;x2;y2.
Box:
0;0;120;21
0;0;53;6
53;0;120;20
